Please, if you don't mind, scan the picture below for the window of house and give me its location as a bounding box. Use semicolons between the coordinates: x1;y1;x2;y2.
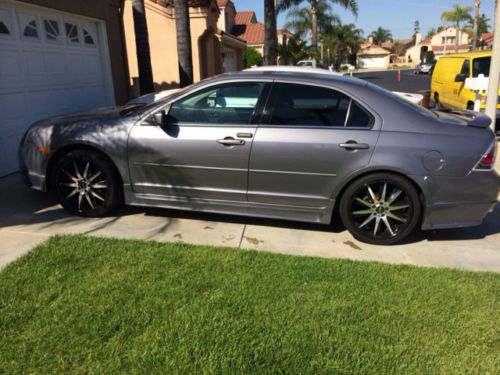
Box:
23;19;38;38
268;83;372;128
65;22;79;44
82;26;96;46
0;21;9;35
44;19;60;41
168;82;265;125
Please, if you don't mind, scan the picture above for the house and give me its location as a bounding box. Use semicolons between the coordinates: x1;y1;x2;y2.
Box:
479;32;493;49
406;28;469;64
123;0;246;94
0;0;129;176
231;10;264;55
357;43;391;69
229;9;290;57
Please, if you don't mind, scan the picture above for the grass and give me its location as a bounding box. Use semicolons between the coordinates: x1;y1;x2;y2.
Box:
0;235;498;374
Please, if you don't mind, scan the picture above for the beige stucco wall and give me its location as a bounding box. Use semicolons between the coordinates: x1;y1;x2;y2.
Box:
124;0;179;92
124;0;242;94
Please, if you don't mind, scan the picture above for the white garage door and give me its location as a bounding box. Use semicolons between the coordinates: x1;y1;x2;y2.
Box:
0;1;114;176
359;56;388;69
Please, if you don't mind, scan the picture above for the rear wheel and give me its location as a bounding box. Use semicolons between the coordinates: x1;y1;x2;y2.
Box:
51;150;122;217
339;173;421;245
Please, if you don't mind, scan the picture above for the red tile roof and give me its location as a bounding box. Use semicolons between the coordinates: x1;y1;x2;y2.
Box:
234;11;256;25
421;38;431;45
232;22;264;45
480;32;493;43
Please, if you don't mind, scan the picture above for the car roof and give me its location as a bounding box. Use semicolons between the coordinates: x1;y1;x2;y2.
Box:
217;68;365;88
438;51;492;59
245;66;343;76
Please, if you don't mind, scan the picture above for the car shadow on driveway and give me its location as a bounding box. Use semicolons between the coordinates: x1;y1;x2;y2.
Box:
1;173;499;245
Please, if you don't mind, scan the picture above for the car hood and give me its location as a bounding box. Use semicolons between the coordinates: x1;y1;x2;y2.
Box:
29;106;134;131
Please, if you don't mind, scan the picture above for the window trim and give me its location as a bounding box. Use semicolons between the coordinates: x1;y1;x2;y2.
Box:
260;80;377;130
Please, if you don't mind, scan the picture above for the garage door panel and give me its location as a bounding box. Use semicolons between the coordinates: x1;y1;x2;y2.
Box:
0;1;114;176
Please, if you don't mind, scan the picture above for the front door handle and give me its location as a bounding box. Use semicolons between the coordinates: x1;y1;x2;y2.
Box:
339;142;369;150
217;137;246;146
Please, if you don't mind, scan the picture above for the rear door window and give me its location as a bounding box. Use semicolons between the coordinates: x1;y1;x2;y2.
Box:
268;83;373;128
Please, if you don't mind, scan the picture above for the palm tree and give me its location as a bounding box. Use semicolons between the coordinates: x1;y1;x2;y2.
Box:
369;26;393;45
278;0;358;50
131;0;154;94
441;4;472;52
174;0;193;87
263;0;277;65
472;0;480;49
277;35;311;65
284;2;340;41
323;23;363;67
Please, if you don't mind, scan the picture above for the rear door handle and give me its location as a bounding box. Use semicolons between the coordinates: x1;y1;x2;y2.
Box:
217;138;246;146
339;142;369;150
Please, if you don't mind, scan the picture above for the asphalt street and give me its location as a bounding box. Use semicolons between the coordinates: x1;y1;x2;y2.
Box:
354;69;431;93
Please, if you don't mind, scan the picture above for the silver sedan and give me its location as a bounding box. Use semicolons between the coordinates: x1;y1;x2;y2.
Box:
19;70;499;244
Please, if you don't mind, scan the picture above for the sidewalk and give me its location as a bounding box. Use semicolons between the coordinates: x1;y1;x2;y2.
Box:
1;173;499;272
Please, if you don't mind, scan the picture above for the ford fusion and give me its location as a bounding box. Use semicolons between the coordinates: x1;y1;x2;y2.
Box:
19;69;499;244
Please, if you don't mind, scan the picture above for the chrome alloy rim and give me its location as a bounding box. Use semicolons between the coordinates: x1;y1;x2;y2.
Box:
57;160;109;212
349;182;412;239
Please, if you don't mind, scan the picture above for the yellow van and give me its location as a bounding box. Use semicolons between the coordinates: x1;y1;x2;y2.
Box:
431;51;500;111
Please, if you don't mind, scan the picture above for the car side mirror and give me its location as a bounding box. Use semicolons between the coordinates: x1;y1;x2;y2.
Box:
153;110;166;126
455;73;467;83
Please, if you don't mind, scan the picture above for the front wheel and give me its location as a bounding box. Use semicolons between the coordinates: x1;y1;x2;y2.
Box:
51;150;122;217
339;173;421;245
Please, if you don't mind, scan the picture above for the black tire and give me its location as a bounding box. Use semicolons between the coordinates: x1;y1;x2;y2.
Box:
434;93;442;109
339;173;421;245
51;150;122;217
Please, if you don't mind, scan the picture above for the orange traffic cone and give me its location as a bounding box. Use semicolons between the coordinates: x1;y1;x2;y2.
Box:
397;70;401;82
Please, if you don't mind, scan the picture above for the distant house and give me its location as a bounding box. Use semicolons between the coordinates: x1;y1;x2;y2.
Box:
479;32;493;49
124;0;246;94
230;10;290;57
357;42;391;69
406;28;469;64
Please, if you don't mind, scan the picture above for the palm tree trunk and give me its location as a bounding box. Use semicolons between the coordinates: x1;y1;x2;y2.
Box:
263;0;277;65
472;0;480;49
311;0;318;49
131;0;154;95
174;0;194;87
455;21;460;52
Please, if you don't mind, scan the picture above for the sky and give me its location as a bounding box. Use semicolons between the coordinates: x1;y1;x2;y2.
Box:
232;0;496;39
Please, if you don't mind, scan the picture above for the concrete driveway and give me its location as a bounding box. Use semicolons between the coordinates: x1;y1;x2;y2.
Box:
0;173;499;272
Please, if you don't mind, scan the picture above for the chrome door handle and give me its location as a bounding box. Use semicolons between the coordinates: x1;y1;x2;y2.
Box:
217;138;246;146
339;142;369;150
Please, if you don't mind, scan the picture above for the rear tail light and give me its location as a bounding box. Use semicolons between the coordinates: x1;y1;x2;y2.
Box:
474;142;496;170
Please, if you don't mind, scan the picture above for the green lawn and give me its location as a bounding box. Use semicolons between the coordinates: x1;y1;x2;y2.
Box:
0;236;498;374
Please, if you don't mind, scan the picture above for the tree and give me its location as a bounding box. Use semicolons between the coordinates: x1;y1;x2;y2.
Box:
263;0;277;65
369;26;393;45
284;2;340;41
469;13;490;37
174;0;193;87
277;35;311;65
278;0;358;51
244;47;263;68
472;0;480;49
441;4;472;52
131;0;154;94
323;22;363;67
426;28;437;39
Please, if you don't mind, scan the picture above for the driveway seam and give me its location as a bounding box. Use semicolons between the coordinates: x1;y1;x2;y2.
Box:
238;224;246;248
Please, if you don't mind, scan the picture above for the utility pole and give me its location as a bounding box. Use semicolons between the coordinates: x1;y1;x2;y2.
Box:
485;0;499;132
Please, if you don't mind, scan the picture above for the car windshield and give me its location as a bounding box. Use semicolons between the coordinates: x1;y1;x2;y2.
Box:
472;57;490;77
